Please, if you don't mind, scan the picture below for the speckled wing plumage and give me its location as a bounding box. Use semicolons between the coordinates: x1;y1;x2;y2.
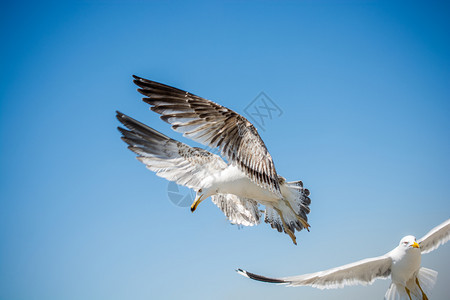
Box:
117;111;227;190
132;75;282;198
418;218;450;254
238;255;392;289
211;194;261;226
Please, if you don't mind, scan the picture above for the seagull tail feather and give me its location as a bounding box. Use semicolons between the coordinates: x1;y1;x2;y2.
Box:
285;180;311;223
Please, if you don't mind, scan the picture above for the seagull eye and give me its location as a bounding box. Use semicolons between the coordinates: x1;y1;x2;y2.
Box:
403;241;408;245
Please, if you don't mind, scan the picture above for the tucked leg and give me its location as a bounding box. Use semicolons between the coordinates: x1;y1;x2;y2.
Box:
273;207;297;245
405;287;412;300
416;277;429;300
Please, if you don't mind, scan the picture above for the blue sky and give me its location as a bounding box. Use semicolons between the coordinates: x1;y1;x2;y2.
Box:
1;1;449;299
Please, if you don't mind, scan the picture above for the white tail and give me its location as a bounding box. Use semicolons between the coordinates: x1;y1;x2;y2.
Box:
284;180;311;222
264;179;311;244
385;267;437;300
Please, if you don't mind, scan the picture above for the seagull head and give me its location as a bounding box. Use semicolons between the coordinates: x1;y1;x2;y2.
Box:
191;187;215;213
399;235;420;250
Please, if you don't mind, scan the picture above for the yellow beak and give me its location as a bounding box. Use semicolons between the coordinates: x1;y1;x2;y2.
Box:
412;242;420;249
191;194;204;213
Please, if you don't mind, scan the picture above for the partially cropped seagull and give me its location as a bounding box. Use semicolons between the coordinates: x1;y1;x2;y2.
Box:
238;218;450;299
116;75;311;244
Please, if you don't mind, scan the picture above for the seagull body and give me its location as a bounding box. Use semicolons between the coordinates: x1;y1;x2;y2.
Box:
199;165;278;203
238;219;450;300
390;236;422;287
117;75;311;244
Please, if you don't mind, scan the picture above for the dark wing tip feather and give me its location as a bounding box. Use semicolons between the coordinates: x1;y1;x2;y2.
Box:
116;110;124;119
117;126;129;135
236;269;286;284
116;111;173;141
116;112;128;126
116;111;137;125
116;111;133;127
133;76;188;96
136;88;146;95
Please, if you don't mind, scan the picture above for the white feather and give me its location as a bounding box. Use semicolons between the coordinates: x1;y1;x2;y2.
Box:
418;219;450;254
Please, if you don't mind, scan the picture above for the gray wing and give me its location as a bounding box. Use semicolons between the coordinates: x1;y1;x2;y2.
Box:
418;218;450;254
211;194;261;226
117;111;227;190
133;75;282;197
237;255;392;289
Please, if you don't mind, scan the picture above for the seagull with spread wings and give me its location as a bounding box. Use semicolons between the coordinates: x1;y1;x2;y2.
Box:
238;218;450;300
116;75;311;244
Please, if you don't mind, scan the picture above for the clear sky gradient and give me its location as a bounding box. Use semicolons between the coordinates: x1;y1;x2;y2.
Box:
1;1;449;299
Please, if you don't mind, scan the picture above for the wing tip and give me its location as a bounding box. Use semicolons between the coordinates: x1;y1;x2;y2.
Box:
116;111;135;126
236;268;286;284
133;75;150;90
117;126;128;134
116;111;126;123
236;268;250;278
